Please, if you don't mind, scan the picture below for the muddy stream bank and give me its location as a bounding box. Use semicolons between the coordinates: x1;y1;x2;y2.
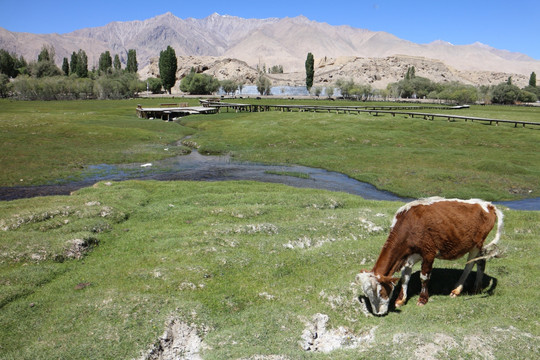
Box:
1;150;538;210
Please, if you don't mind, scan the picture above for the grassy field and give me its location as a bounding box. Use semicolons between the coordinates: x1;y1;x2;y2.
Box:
0;98;539;358
0;180;538;359
0;99;199;186
1;98;539;200
181;102;540;201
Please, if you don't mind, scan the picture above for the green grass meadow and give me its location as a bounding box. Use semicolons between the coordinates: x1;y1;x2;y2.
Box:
1;181;538;359
0;99;539;358
181;102;540;201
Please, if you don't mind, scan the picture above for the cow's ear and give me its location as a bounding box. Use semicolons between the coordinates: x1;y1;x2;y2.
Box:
379;275;400;287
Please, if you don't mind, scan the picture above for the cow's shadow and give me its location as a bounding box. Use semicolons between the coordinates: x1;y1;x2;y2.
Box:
358;268;498;315
392;268;498;307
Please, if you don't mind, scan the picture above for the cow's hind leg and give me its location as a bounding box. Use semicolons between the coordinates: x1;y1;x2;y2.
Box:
473;259;486;294
451;248;480;297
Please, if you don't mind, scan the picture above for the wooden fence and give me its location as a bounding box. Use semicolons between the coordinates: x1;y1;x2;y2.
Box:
199;100;540;128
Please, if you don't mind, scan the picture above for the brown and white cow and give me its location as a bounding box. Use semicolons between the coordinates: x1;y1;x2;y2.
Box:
356;197;503;316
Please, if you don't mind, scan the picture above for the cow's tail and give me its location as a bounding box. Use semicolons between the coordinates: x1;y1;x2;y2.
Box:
485;205;504;250
469;204;504;264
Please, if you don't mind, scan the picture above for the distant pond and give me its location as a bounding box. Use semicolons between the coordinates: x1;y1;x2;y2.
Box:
0;150;538;210
219;85;319;97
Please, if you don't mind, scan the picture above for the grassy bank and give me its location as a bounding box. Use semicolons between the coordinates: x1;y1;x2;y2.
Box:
0;181;538;359
0;99;199;186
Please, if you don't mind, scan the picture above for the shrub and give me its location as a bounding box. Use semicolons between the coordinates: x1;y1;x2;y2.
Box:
0;73;10;97
146;77;162;94
180;69;220;95
491;83;521;104
220;79;239;95
94;73;143;99
256;75;272;95
518;90;538;103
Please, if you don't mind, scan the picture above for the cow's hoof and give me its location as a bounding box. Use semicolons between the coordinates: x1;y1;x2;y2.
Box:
416;301;425;306
450;291;459;298
395;299;405;308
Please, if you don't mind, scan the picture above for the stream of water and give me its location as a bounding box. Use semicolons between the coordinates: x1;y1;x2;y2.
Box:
1;150;538;210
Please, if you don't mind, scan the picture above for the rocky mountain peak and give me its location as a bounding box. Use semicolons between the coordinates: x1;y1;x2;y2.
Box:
1;12;538;88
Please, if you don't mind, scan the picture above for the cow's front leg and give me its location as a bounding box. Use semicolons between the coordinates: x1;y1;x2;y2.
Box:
417;260;433;306
395;266;412;307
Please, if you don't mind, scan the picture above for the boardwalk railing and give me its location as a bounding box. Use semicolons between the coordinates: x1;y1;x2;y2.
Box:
199;100;540;128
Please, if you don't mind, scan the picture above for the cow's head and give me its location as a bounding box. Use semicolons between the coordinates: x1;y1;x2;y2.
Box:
356;271;399;316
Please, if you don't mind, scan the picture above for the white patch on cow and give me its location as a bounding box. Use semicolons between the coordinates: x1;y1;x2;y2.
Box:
376;283;391;315
420;272;430;281
403;253;422;270
399;254;421;302
390;197;496;229
356;272;393;315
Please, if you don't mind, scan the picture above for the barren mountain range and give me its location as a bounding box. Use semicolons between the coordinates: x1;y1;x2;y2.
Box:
1;12;538;89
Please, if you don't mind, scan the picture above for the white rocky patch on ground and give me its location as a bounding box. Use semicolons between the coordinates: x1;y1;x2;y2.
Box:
64;238;90;259
140;318;207;360
300;313;376;353
358;217;384;233
216;223;279;236
283;235;336;249
390;326;539;360
237;356;290;360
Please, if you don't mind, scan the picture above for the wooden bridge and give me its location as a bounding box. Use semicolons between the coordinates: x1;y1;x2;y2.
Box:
199;100;540;128
136;103;218;121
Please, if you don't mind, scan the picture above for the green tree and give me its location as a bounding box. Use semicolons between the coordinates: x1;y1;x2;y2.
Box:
0;49;17;78
256;74;272;95
405;66;416;80
491;82;520;104
146;77;162;94
305;52;314;91
32;45;61;78
529;72;537;87
335;78;355;98
0;73;10;97
62;57;69;76
523;84;540;99
70;52;78;76
311;86;322;97
75;50;88;78
159;46;177;94
98;51;112;74
220;79;239;95
126;49;138;73
325;86;334;98
518;90;537;103
113;54;121;72
37;45;54;62
15;55;28;76
269;65;283;74
180;68;220;95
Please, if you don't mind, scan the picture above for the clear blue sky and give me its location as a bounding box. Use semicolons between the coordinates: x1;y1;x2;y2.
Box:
1;0;539;59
